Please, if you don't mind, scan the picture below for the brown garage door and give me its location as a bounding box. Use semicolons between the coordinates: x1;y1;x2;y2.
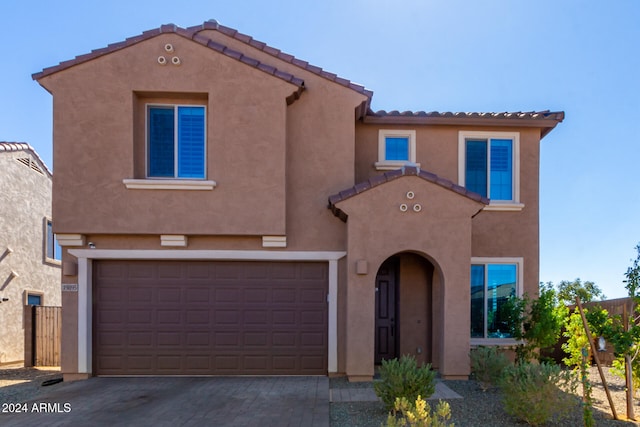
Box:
93;260;327;375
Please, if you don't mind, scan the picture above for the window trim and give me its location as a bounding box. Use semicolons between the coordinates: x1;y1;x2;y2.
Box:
145;103;207;180
470;257;523;346
44;218;62;265
458;131;522;211
375;129;419;170
24;291;44;306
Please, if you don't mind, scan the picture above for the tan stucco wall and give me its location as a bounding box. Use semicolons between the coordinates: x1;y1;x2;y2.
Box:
398;253;433;366
335;175;485;379
37;27;548;379
356;124;542;298
0;152;61;365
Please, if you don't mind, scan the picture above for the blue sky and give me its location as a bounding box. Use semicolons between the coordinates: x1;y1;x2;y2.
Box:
2;1;639;299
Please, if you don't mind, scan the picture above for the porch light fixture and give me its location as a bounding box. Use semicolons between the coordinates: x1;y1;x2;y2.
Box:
400;204;408;212
406;191;415;199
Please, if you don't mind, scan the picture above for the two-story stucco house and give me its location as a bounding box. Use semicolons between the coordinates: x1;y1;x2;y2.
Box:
0;142;61;365
33;20;563;382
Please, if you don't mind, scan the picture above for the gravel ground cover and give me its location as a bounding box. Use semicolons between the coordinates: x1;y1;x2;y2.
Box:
0;365;63;405
330;367;640;426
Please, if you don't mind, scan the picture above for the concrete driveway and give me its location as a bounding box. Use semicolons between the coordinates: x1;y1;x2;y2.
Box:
0;376;329;427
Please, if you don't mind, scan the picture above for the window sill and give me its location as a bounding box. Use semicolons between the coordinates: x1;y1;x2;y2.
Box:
374;161;421;171
44;257;62;267
483;202;525;212
123;179;217;190
470;338;521;347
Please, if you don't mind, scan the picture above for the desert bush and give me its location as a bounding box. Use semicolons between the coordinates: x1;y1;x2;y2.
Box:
469;346;510;390
499;362;579;426
385;395;453;427
374;355;436;411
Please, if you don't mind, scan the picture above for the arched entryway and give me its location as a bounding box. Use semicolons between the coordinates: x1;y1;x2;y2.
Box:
374;252;436;367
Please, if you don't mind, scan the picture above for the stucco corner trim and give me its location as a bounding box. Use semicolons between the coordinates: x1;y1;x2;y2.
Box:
123;179;217;190
160;235;188;247
483;202;525;212
56;234;86;247
262;236;287;248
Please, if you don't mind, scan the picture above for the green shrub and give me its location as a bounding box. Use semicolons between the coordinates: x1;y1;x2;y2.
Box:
499;362;579;426
385;395;453;427
469;346;510;390
374;355;436;411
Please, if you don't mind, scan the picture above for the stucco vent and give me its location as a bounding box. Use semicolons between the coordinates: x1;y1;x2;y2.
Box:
16;157;44;175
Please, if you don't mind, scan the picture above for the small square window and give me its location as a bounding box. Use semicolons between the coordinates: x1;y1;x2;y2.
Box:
375;130;418;170
27;294;42;305
147;105;206;179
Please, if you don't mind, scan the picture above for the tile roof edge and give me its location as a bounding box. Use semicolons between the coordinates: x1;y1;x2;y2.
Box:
0;142;52;177
189;22;374;102
366;110;565;122
327;166;488;217
31;22;306;94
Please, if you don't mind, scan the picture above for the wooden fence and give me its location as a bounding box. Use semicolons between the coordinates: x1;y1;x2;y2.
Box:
24;305;61;367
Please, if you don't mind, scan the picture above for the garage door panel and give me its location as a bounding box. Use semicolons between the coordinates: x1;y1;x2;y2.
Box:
157;288;181;303
129;264;155;278
157;332;181;346
186;310;210;325
94;260;327;375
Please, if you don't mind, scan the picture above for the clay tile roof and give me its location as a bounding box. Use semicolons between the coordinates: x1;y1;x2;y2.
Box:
0;142;52;178
31;21;306;103
365;109;565;138
187;22;374;101
327;166;488;221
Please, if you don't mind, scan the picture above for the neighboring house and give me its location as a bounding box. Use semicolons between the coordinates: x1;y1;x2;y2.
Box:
0;142;61;365
32;21;563;382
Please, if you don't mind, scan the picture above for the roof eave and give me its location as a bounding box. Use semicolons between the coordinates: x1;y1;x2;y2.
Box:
362;111;564;138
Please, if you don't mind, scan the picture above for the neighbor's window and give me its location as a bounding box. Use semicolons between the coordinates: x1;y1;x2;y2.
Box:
470;260;521;340
147;105;206;179
375;129;418;170
45;219;62;262
27;293;42;305
459;131;520;205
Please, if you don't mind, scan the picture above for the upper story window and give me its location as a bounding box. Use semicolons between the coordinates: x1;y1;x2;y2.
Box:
458;131;522;211
147;105;206;179
45;219;61;263
470;257;522;343
375;129;419;171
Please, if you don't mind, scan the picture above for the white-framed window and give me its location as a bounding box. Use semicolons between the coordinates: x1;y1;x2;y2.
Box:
375;129;419;170
45;218;62;264
147;104;206;179
470;257;523;344
458;131;522;211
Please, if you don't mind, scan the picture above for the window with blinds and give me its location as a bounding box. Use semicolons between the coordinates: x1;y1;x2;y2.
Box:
147;105;206;179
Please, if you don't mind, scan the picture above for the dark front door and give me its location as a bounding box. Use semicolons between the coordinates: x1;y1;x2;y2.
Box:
375;258;398;364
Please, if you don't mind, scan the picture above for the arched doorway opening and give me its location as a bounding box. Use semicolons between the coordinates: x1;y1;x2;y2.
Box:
374;252;437;367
